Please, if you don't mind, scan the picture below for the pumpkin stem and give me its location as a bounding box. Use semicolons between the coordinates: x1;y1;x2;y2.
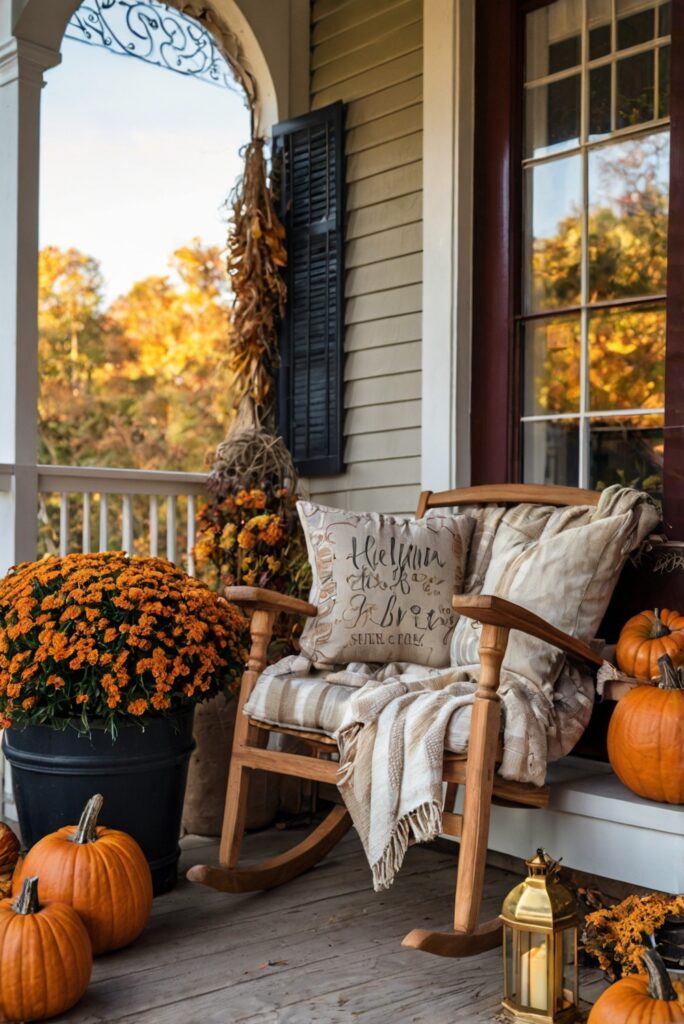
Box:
13;875;40;915
650;609;671;640
73;793;104;844
643;949;678;1001
658;653;684;690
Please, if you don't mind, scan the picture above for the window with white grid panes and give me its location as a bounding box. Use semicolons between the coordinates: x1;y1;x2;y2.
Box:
521;0;670;497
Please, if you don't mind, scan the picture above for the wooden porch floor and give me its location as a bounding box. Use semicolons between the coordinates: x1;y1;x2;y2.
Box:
53;826;607;1023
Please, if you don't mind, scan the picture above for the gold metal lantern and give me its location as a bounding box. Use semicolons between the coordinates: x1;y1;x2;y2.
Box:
501;849;579;1024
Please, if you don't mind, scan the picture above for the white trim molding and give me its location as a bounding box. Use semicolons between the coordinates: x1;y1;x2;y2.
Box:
421;0;475;490
0;32;60;575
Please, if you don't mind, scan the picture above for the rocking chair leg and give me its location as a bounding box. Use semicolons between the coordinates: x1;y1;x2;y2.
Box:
453;623;507;935
219;607;276;869
403;623;509;958
188;604;352;893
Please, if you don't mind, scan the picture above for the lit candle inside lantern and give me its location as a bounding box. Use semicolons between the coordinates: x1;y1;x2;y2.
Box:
520;943;548;1009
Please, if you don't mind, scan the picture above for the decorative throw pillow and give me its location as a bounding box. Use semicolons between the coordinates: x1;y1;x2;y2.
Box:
450;486;660;689
297;501;475;668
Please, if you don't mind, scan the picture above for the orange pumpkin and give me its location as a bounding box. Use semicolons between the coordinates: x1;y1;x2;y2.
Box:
589;949;684;1023
0;875;92;1022
13;793;153;954
616;608;684;679
608;655;684;804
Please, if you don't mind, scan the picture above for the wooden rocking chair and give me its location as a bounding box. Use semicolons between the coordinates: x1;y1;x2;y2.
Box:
188;484;605;958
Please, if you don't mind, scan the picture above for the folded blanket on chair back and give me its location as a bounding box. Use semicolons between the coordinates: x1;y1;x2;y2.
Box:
336;485;659;890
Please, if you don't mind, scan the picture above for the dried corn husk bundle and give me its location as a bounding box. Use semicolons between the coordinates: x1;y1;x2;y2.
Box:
226;138;287;418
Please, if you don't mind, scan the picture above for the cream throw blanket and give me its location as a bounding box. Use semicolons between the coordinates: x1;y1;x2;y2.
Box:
334;660;590;891
333;486;659;891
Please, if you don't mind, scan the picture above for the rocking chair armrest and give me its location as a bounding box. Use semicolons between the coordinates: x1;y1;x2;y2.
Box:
225;586;317;619
452;594;603;667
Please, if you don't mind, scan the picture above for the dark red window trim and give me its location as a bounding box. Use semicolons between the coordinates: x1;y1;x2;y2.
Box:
471;0;684;538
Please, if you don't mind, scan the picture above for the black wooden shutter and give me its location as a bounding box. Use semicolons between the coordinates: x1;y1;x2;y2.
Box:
273;101;345;476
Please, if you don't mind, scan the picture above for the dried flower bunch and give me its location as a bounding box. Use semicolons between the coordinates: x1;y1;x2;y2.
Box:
195;485;311;601
584;893;684;978
0;553;246;735
226;137;287;416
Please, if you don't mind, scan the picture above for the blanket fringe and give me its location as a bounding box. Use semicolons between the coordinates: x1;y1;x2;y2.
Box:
370;800;443;892
335;723;360;785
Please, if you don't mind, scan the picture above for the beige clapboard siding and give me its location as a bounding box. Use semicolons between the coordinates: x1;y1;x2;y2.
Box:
313;0;412;43
311;484;419;515
346;161;422;211
345;427;420;462
346;104;422;155
311;21;421;93
345;312;421;351
345;78;423;128
313;1;420;67
346;132;422;182
345;284;421;324
307;0;423;515
312;50;422;109
345;341;421;381
346;192;421;239
346;371;421;408
346;399;421;434
346;253;422;296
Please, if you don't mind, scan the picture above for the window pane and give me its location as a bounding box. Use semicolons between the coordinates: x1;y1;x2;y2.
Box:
588;133;669;301
617;50;655;127
590;23;612;59
523;420;579;486
617;3;655;50
659;44;670;117
589;414;664;497
659;2;672;36
589;0;612;58
526;0;582;80
523;315;581;415
525;76;580;158
589;303;665;410
524;155;581;312
589;64;612;138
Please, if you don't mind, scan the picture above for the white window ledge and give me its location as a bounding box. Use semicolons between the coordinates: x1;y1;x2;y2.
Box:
448;757;684;893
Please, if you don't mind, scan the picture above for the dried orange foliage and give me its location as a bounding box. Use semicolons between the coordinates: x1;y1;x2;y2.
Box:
584;893;684;978
226;138;287;413
0;822;20;899
0;553;247;736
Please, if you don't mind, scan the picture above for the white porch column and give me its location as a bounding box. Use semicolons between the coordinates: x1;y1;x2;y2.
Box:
421;0;475;490
0;36;60;574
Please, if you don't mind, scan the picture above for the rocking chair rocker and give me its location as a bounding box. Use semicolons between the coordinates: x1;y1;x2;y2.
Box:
188;484;608;959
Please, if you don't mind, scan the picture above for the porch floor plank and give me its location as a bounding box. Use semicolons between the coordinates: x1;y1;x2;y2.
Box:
51;827;606;1023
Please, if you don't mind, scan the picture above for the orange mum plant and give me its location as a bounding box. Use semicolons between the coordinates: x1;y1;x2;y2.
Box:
0;553;247;736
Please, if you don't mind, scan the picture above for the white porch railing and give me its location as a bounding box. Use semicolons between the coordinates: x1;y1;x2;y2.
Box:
37;465;207;575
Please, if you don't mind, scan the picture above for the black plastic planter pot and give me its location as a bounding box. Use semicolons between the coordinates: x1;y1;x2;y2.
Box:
3;708;195;896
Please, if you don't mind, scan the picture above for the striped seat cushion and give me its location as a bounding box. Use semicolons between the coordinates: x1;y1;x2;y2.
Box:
243;668;472;754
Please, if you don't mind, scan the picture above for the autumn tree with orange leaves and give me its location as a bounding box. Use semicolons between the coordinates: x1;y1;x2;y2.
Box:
38;240;237;473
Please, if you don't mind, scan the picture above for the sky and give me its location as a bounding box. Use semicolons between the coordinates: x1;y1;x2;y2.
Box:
40;34;251;303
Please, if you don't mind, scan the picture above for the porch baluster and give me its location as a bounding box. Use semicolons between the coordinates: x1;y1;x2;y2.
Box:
99;493;109;552
59;494;69;557
122;494;134;554
82;492;91;553
150;494;159;556
167;496;177;563
187;494;196;576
